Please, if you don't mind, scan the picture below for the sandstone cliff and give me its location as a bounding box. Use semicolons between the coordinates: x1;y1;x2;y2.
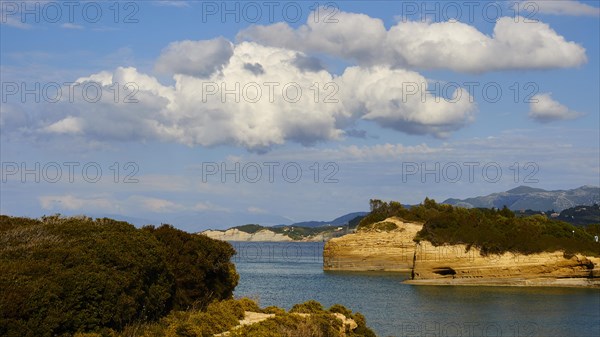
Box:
323;218;421;271
201;228;325;242
323;217;600;287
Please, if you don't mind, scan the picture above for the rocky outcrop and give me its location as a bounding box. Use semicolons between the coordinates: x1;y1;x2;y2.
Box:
323;217;600;287
201;228;325;242
323;218;421;271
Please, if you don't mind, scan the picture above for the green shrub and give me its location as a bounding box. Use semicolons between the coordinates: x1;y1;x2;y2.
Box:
0;216;175;336
328;304;352;317
142;225;238;310
289;300;324;314
358;221;398;232
232;224;263;234
263;306;286;315
237;297;263;313
0;215;239;336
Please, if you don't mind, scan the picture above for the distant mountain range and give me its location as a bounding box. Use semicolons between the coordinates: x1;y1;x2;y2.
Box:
443;185;600;212
283;212;369;228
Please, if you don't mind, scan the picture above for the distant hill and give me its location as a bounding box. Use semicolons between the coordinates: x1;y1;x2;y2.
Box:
515;204;600;227
443;185;600;212
555;204;600;226
283;212;369;228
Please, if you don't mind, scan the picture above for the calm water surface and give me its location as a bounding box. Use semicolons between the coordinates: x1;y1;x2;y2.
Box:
231;242;600;337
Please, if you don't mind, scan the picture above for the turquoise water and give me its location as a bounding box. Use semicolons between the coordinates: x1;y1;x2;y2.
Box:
231;242;600;337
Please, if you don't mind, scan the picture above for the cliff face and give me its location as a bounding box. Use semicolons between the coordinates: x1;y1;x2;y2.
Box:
201;228;325;242
410;242;599;287
323;218;421;271
323;217;600;287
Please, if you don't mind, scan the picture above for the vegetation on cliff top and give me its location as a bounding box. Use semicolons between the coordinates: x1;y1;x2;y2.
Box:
359;199;600;257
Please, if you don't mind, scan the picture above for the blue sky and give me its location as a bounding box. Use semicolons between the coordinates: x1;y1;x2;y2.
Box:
1;0;599;231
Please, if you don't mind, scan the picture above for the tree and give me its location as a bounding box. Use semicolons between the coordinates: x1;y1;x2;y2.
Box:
142;224;239;310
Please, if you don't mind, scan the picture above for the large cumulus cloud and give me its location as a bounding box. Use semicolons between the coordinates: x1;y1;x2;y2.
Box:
238;11;587;72
20;38;477;151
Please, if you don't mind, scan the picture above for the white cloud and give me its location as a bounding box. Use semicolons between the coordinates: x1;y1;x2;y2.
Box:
339;66;476;137
337;143;442;161
75;71;114;86
155;37;234;77
131;196;186;213
237;12;388;66
43;116;84;135
386;17;587;72
61;23;84;30
154;1;191;8
529;93;582;122
247;206;268;214
238;11;587;72
519;0;600;17
34;42;475;150
193;201;229;212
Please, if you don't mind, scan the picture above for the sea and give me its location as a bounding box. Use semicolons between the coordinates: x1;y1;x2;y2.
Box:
231;242;600;337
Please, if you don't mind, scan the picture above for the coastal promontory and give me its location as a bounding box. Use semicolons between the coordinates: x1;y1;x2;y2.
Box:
323;200;600;287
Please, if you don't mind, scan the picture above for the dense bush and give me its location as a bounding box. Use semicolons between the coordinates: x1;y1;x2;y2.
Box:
357;198;443;231
232;300;376;337
360;199;600;257
142;224;238;310
358;221;398;232
0;215;238;336
289;300;324;314
232;224;263;234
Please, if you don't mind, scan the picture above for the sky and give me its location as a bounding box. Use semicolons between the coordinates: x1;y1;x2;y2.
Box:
1;0;599;231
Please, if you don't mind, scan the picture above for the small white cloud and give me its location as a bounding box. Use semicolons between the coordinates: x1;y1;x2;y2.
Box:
529;93;582;123
43;116;84;135
154;1;190;8
131;196;186;213
247;206;267;214
193;201;229;212
61;23;84;30
338;143;441;160
519;0;600;17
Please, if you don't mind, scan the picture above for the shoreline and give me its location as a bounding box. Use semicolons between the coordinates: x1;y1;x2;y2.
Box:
404;277;600;288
